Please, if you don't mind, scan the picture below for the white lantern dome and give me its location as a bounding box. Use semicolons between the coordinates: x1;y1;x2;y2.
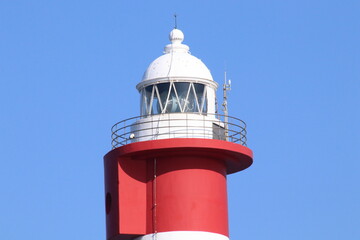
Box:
137;29;216;90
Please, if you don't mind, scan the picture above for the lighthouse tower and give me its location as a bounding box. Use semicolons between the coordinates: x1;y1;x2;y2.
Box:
104;28;253;240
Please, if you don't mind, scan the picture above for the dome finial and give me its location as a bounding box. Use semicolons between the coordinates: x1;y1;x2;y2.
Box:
165;24;188;53
169;28;184;44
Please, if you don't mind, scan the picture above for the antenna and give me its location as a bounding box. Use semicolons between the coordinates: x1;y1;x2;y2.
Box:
222;71;231;141
174;13;178;29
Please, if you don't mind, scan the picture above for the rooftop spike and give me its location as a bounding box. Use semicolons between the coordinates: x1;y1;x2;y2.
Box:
174;13;178;29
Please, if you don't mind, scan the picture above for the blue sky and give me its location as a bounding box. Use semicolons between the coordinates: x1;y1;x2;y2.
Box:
0;1;359;239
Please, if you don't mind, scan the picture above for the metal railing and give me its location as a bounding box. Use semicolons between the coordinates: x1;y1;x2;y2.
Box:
111;113;247;149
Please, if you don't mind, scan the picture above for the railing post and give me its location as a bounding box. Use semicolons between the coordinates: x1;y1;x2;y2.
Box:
203;114;205;138
186;113;188;138
168;114;170;139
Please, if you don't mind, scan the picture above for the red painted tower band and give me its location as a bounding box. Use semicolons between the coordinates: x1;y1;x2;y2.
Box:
104;139;252;240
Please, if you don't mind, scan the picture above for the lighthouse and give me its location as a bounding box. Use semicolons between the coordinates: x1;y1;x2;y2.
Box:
104;28;253;240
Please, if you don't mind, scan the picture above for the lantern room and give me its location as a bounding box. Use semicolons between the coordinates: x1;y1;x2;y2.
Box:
110;28;247;147
136;28;218;116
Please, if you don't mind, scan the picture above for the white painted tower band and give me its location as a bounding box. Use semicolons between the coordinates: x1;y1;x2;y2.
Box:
134;231;229;240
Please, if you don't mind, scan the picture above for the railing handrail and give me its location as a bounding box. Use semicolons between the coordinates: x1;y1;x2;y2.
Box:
110;113;247;149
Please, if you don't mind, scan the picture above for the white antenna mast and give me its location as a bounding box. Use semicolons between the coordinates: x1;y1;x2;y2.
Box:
222;71;231;141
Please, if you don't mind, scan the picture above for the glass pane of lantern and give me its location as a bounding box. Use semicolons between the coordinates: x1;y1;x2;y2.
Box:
142;85;153;115
202;90;208;113
151;94;161;115
165;85;181;113
194;83;207;113
140;89;146;116
174;82;190;112
157;82;170;110
154;85;164;112
184;84;198;112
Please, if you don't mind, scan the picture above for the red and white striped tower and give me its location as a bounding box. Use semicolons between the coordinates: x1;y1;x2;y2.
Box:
104;28;253;240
